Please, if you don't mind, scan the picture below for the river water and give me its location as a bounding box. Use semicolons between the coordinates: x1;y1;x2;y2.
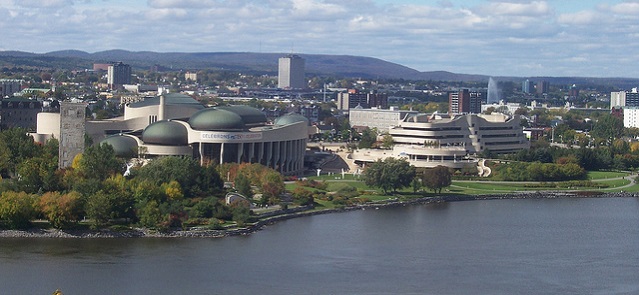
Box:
1;197;639;295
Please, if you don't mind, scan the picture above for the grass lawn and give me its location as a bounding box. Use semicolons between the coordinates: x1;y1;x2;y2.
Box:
587;171;631;180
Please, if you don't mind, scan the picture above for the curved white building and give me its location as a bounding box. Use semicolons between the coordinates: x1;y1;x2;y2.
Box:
351;113;529;169
34;93;309;175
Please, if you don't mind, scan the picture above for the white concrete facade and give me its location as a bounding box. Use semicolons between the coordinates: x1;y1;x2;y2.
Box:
624;107;639;128
349;108;418;133
351;113;529;169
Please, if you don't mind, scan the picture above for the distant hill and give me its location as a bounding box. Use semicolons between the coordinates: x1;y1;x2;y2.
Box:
0;50;638;88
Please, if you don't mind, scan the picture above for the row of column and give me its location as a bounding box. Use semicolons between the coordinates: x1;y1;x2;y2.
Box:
198;139;306;175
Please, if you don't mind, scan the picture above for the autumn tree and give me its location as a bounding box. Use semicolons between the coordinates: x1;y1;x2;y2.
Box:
261;171;285;204
38;191;81;228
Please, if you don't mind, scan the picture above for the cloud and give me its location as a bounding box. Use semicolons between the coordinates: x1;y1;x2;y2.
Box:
0;0;637;77
558;10;599;25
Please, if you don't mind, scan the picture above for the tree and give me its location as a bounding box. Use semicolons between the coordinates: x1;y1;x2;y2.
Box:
590;114;623;142
381;134;394;150
0;128;41;177
16;155;60;193
358;128;377;149
421;166;452;194
135;156;222;198
84;190;113;229
291;187;314;206
261;171;284;204
0;191;37;229
38;191;81;229
234;173;252;198
364;158;416;194
137;200;164;229
77;143;123;181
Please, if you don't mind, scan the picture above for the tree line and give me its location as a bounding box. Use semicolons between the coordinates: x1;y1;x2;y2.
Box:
0;128;286;230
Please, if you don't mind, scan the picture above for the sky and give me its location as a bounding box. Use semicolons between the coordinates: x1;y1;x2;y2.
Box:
0;0;638;78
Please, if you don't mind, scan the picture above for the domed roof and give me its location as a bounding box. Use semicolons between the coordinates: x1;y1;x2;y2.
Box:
216;105;267;125
188;105;267;131
274;114;309;126
100;135;139;157
188;108;246;131
142;120;189;145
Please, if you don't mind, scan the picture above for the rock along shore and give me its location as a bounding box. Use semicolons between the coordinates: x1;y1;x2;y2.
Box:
1;191;637;239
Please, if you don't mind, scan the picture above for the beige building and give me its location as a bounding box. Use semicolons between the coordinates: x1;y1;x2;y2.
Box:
351;113;529;169
33;93;310;175
349;107;417;133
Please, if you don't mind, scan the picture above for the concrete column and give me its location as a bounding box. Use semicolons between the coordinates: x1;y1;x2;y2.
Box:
249;143;255;163
266;142;273;167
199;143;204;166
237;143;244;163
273;141;281;171
220;143;225;165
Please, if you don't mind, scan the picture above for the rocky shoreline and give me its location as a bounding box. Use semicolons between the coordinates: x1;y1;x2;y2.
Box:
1;191;637;239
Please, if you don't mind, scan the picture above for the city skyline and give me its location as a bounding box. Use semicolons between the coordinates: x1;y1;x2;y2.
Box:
0;0;637;78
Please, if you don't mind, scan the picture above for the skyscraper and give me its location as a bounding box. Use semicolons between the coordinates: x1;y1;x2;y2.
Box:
108;62;132;90
449;89;482;114
278;55;306;89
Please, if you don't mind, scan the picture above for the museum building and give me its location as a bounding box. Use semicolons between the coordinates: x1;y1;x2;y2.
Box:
33;93;309;175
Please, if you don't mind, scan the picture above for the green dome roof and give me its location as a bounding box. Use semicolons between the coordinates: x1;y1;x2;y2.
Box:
100;135;139;157
142;120;189;145
274;114;309;126
188;108;246;131
216;105;267;125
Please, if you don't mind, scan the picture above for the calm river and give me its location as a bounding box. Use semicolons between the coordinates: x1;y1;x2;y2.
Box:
2;197;639;295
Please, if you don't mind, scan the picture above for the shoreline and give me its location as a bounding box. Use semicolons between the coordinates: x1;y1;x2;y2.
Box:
1;191;637;239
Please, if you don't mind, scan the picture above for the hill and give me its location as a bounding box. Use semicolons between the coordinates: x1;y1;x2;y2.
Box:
0;50;637;88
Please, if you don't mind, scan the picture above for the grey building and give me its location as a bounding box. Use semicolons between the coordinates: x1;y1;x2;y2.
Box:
0;98;42;129
0;79;23;97
58;102;88;168
108;62;132;90
278;55;306;89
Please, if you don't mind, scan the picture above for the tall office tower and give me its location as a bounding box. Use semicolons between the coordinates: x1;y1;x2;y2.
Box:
108;62;132;90
278;55;306;89
536;80;549;95
449;89;481;114
522;79;534;94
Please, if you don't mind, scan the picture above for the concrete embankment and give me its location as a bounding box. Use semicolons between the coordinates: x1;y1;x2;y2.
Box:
1;191;637;238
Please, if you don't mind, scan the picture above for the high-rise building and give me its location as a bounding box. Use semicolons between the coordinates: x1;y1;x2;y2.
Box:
185;72;197;82
611;89;639;109
278;55;306;89
336;90;388;111
0;79;23;97
449;89;482;114
536;81;549;95
522;79;534;94
108;62;132;90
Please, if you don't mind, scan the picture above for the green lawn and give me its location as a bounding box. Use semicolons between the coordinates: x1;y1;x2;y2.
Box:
587;171;631;180
287;172;637;202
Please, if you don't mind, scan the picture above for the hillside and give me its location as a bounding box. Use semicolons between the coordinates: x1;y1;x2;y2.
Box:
0;50;637;88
